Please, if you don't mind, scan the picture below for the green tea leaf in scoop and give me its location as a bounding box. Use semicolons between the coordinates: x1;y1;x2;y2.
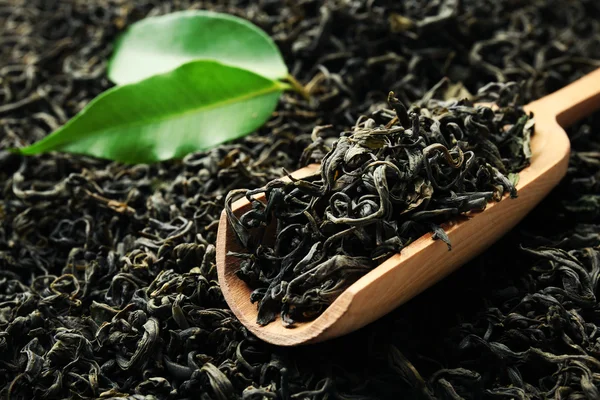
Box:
108;10;288;85
17;60;285;164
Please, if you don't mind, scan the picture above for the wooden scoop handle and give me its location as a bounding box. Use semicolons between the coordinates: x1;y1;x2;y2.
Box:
527;68;600;128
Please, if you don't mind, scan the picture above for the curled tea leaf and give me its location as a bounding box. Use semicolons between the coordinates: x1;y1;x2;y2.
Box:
228;85;534;326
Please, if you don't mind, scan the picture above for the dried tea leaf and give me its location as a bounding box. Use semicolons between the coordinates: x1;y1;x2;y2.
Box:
228;86;533;326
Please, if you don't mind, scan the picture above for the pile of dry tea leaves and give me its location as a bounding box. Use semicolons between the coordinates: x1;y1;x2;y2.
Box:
1;0;600;399
226;85;533;326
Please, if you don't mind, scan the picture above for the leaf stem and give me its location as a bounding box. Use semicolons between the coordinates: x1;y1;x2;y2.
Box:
284;74;311;101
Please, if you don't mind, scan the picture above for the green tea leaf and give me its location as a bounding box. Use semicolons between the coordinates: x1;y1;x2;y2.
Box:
108;10;288;85
17;60;285;164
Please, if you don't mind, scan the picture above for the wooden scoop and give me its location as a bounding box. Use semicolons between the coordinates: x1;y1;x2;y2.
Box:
216;68;600;346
